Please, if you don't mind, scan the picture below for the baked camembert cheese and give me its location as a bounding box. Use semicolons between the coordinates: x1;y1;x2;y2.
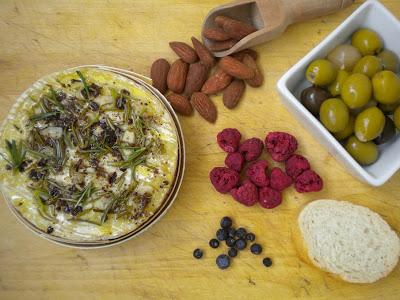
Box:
0;67;178;241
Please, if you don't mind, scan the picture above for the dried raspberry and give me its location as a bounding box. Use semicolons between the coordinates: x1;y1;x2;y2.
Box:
258;187;282;209
265;132;298;162
295;170;323;193
217;128;242;153
230;180;258;206
210;167;240;194
285;154;310;179
225;152;245;172
270;167;293;191
239;138;263;161
246;160;269;187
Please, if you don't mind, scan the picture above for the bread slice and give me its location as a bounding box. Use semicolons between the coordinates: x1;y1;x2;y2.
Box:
298;199;400;283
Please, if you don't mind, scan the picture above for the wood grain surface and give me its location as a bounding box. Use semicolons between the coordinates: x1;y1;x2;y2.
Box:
0;1;399;299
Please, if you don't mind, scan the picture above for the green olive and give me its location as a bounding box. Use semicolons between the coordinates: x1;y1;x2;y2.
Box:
326;44;362;71
394;106;400;129
351;28;383;56
319;98;349;133
378;101;400;114
354;107;385;142
328;70;349;96
306;59;337;86
353;55;383;78
341;73;372;109
345;135;378;165
377;49;400;72
334;115;354;140
372;71;400;104
350;99;377;116
374;116;396;145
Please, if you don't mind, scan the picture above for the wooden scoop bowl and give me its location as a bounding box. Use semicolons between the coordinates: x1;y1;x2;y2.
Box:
202;0;354;57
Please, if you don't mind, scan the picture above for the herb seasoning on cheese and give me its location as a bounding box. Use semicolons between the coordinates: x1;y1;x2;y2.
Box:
0;67;178;241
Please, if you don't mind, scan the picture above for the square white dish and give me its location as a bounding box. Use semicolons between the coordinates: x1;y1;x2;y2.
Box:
277;0;400;186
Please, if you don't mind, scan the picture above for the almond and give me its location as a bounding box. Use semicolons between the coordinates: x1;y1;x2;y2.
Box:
202;27;230;41
201;68;232;95
219;56;255;79
232;49;258;62
150;58;170;94
215;16;256;40
242;54;264;87
166;93;193;116
169;42;198;64
184;62;209;96
167;59;189;94
223;79;245;109
191;37;215;69
191;92;217;123
207;39;237;52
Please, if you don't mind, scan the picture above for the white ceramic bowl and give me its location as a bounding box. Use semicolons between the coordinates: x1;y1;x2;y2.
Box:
277;0;400;186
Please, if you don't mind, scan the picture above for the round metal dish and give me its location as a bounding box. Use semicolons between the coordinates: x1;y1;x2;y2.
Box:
1;66;185;248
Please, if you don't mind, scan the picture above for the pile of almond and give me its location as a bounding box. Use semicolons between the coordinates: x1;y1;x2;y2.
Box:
203;15;256;52
149;16;263;123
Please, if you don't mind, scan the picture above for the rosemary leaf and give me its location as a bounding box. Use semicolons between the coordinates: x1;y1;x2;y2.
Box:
0;139;26;172
29;111;58;122
76;70;90;100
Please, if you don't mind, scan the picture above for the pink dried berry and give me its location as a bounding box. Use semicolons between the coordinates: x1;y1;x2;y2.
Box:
270;167;293;191
285;154;310;179
210;167;240;194
295;170;323;193
217;128;242;153
225;152;245;172
246;160;270;187
258;187;282;209
265;132;298;162
239;138;263;161
230;180;259;207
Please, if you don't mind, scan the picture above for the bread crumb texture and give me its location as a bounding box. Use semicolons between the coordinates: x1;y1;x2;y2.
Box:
298;199;400;283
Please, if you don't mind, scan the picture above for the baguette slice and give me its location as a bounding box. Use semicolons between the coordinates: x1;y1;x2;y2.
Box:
298;199;400;283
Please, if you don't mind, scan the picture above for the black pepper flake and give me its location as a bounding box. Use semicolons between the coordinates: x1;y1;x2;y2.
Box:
46;226;54;234
5;164;12;171
116;96;126;110
108;172;117;184
89;101;100;111
71;206;83;216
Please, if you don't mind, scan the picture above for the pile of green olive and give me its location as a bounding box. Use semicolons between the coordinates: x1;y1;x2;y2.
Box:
302;28;400;166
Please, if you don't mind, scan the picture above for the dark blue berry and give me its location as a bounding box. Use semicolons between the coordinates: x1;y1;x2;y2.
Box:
220;216;232;228
216;254;230;269
250;243;262;255
228;228;236;238
246;233;255;241
228;248;238;258
235;238;247;250
226;237;236;247
209;238;220;248
216;228;228;241
235;227;246;238
263;257;272;267
193;248;203;259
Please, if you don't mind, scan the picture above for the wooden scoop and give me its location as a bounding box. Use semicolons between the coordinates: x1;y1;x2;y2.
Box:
202;0;354;57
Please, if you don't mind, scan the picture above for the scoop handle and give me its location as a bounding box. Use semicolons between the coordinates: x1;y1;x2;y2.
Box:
284;0;354;23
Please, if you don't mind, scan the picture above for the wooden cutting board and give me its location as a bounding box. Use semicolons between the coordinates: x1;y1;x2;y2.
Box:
0;0;399;299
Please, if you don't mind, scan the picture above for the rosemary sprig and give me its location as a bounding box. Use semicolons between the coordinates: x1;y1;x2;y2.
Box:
110;147;146;169
100;190;130;224
29;111;58;122
74;182;97;208
0;139;26;172
76;70;90;100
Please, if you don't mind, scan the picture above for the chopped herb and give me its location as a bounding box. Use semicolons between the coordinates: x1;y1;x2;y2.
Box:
74;182;97;208
0;139;26;172
76;70;90;100
110;147;146;169
29;111;58;122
